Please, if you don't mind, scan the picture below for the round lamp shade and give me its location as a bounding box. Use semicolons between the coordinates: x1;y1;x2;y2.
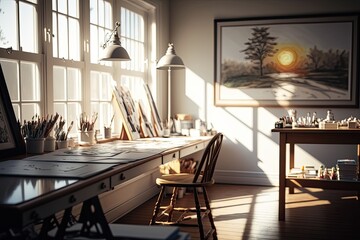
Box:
100;44;131;61
100;23;131;61
157;43;185;70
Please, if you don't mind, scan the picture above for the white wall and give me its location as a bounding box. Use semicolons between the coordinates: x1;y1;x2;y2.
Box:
167;0;360;186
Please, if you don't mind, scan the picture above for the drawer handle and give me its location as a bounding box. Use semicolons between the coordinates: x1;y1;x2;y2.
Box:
101;182;107;189
120;173;126;180
69;195;77;203
172;153;176;158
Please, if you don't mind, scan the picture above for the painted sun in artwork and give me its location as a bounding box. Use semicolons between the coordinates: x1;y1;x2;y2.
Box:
273;45;303;72
277;50;296;66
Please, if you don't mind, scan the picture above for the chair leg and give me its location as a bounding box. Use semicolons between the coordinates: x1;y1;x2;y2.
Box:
193;187;205;240
203;187;217;239
167;187;178;222
150;186;166;225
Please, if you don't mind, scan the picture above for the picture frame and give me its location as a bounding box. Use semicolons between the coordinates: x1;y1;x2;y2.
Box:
214;14;359;107
0;64;26;158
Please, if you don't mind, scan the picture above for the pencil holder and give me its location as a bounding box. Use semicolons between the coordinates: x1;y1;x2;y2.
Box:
56;140;68;149
44;136;56;152
26;137;45;154
78;130;95;145
104;127;112;139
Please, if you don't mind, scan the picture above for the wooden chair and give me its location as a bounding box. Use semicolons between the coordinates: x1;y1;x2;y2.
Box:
150;133;223;240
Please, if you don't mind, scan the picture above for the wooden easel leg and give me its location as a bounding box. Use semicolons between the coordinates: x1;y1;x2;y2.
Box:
120;125;129;140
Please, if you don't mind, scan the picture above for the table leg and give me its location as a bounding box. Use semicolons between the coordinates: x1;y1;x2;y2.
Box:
357;144;360;200
78;196;113;239
279;133;286;221
289;143;295;194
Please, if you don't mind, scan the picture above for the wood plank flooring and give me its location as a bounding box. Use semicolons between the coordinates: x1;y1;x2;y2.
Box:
114;184;360;239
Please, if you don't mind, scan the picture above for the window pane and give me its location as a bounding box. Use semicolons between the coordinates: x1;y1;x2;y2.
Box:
67;68;81;101
98;0;104;27
120;7;145;72
20;62;40;101
52;13;58;57
90;25;99;63
90;71;113;134
58;0;67;14
69;18;80;60
52;0;56;10
0;59;20;101
100;74;112;101
58;14;69;59
19;1;38;53
0;0;18;50
53;66;66;101
68;0;78;18
90;0;98;24
104;1;112;29
90;72;100;101
54;102;66;118
22;103;41;121
67;102;81;134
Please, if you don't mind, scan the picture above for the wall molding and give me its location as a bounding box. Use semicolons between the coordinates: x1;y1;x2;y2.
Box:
214;170;279;187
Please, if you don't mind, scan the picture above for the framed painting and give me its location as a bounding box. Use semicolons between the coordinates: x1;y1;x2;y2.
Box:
214;14;359;107
0;64;26;158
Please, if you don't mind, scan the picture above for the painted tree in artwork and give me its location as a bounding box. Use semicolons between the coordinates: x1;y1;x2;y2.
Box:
241;27;278;76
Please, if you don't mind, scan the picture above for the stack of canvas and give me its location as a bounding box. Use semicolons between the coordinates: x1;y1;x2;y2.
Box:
336;159;358;180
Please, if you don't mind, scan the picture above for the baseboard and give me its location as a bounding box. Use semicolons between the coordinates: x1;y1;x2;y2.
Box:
214;170;279;186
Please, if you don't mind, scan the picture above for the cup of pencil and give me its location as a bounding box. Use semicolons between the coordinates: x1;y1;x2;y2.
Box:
26;137;45;154
78;112;98;145
21;113;60;154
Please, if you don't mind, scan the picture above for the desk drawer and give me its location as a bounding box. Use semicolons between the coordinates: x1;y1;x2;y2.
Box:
162;151;180;164
179;142;205;158
21;179;110;228
111;157;162;188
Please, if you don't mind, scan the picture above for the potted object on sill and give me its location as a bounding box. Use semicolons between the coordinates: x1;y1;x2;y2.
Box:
78;112;98;145
55;118;74;149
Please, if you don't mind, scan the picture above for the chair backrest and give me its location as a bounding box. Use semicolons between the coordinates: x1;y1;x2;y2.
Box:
193;133;223;183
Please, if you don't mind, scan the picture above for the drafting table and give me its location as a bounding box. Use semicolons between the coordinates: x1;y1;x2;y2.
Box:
0;136;211;238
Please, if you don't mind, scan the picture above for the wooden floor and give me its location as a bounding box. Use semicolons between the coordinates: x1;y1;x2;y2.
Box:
114;183;360;240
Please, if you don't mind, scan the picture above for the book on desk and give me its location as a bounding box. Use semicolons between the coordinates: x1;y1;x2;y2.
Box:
48;223;189;240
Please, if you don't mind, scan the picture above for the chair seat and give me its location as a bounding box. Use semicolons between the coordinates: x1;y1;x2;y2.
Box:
156;173;214;187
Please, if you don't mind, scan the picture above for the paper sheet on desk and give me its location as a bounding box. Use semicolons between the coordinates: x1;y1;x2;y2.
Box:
25;150;160;164
0;160;117;178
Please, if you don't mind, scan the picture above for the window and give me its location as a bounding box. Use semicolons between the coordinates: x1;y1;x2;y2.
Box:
0;0;42;122
0;0;157;139
89;0;113;64
51;0;83;136
52;0;80;60
53;66;82;132
89;0;114;133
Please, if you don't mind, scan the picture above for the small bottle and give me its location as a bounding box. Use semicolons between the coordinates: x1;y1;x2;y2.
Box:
326;110;334;122
306;112;311;126
318;165;324;179
331;167;337;180
312;112;317;125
